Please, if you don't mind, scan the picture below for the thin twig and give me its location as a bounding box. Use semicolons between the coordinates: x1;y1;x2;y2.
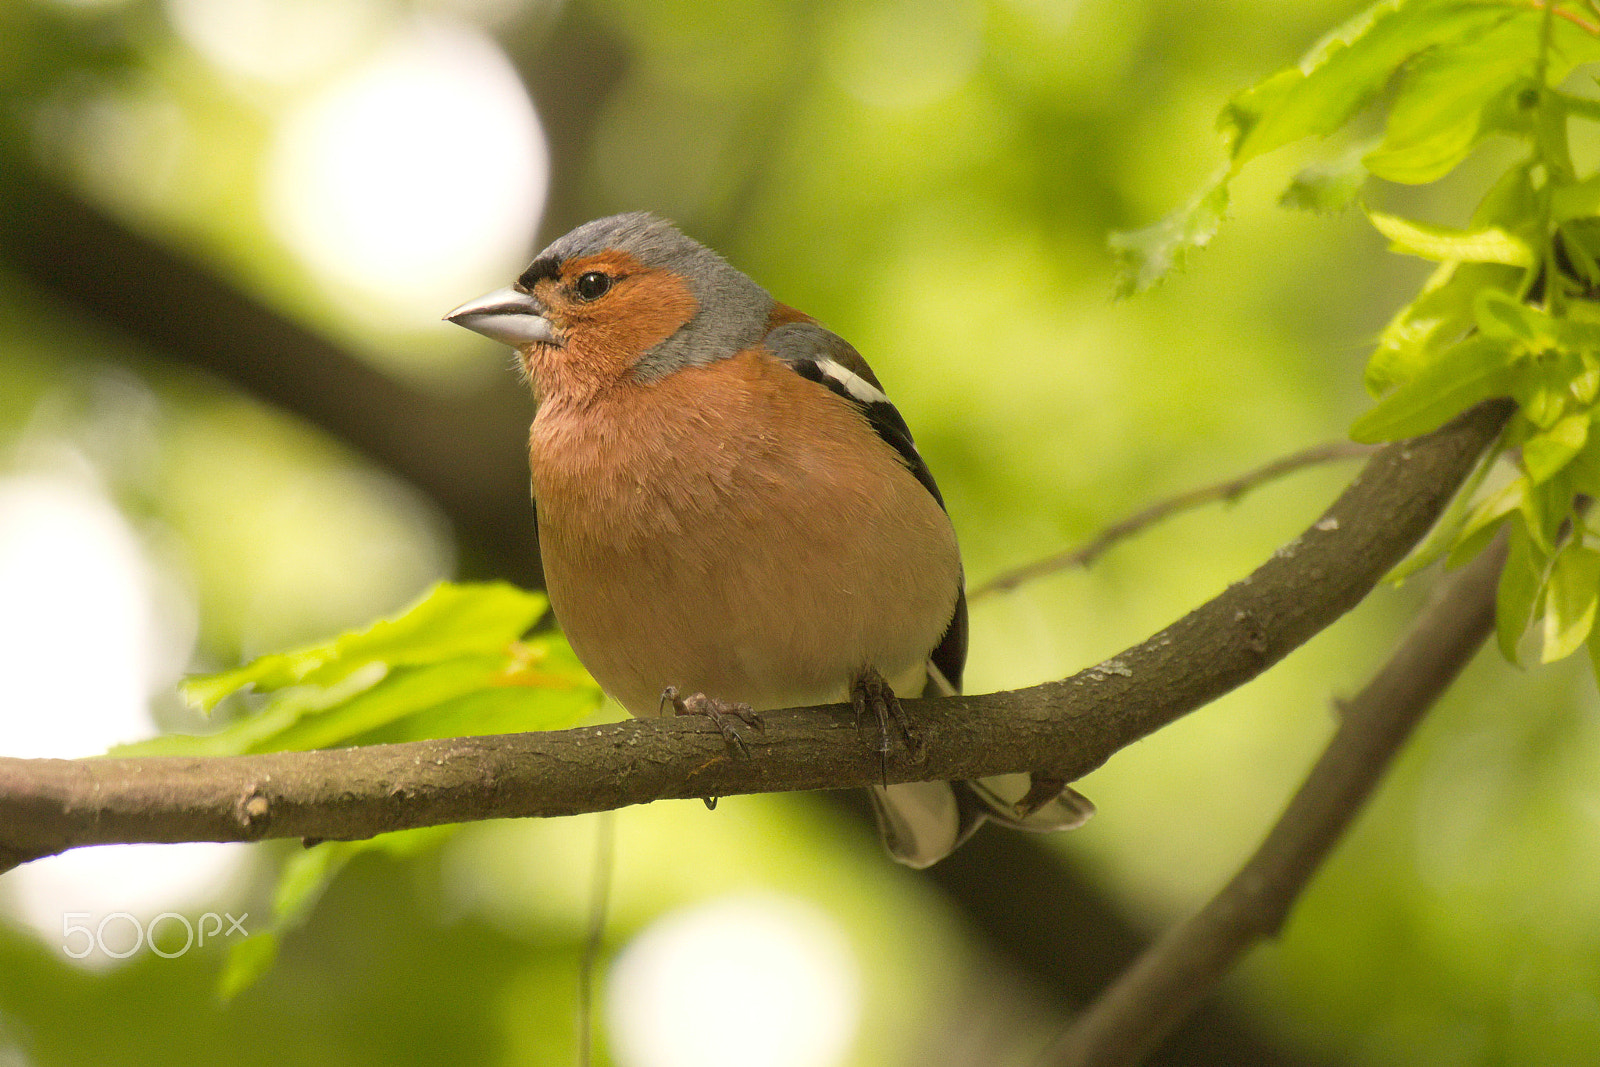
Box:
969;441;1376;601
1039;531;1508;1067
577;811;615;1067
1529;0;1600;37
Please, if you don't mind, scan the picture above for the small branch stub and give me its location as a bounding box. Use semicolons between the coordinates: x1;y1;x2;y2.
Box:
236;787;271;836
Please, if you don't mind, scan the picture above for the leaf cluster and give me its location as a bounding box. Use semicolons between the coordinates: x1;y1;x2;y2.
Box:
1117;0;1600;672
123;581;601;993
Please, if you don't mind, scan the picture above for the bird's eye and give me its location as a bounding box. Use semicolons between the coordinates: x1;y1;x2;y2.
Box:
574;271;612;301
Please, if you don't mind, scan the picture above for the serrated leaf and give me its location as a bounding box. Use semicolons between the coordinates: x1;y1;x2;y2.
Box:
1366;209;1535;267
123;663;390;757
1221;1;1518;167
182;581;547;710
1219;67;1306;159
1363;14;1540;184
1351;334;1516;443
1109;172;1230;296
131;633;598;757
132;582;599;760
1522;411;1591;484
1497;518;1545;664
1542;543;1600;663
259;658;549;752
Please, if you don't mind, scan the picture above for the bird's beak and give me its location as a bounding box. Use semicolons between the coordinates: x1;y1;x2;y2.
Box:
443;287;560;347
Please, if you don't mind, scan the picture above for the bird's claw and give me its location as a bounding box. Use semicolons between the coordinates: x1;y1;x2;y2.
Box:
661;685;764;758
851;667;921;785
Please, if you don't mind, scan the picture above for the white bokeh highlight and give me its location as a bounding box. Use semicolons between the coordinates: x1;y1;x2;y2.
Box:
606;894;863;1067
265;18;548;321
166;0;386;85
0;468;243;967
0;472;167;757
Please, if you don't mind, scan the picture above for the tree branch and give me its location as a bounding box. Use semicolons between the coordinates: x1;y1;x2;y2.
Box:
0;401;1510;874
1041;527;1508;1067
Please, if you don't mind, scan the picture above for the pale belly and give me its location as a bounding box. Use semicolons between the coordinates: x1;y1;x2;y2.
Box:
539;489;958;718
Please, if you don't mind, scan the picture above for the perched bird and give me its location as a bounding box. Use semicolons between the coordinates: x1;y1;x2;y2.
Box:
446;212;1091;867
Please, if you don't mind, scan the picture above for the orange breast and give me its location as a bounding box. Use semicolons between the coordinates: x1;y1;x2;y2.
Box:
529;349;960;717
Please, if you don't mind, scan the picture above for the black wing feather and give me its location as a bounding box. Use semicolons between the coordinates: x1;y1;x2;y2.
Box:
767;322;967;693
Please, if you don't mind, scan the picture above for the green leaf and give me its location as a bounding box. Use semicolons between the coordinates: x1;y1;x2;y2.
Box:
1366;260;1523;392
124;663;389;757
1220;1;1518;168
1363;14;1540;184
1556;315;1600;364
1568;420;1600;496
1470;159;1539;230
1519;465;1575;555
130;632;598;757
125;582;600;760
182;581;547;710
1522;411;1590;485
1219;67;1307;161
217;931;280;1001
256;657;558;752
1511;356;1575;430
1365;209;1535;267
1474;288;1556;345
1585;598;1600;685
218;826;453;998
1351;334;1516;443
1109;171;1230;296
1497;518;1545;664
1280;141;1373;212
1542;543;1600;663
1447;470;1525;568
1552;172;1600;223
1387;436;1502;583
1560;220;1600;294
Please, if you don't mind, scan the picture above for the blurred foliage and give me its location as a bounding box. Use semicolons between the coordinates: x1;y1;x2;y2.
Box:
1;1;1600;1066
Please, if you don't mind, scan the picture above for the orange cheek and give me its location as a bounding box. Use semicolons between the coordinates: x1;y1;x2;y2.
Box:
568;272;699;372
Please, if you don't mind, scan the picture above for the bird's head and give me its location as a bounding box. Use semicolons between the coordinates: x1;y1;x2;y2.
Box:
446;213;772;400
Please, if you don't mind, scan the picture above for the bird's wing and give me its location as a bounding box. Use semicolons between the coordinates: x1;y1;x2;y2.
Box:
764;321;967;692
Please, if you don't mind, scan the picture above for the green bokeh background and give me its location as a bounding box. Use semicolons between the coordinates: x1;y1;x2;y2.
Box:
2;1;1598;1064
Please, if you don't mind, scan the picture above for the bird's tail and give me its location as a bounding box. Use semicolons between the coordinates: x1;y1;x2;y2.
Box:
868;776;1094;869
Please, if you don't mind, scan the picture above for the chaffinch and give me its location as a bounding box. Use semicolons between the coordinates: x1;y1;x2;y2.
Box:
446;212;1091;867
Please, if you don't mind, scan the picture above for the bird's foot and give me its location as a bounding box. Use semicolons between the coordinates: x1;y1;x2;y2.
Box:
851;667;921;785
661;686;765;758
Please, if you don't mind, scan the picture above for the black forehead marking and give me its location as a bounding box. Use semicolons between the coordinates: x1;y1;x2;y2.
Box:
517;255;561;290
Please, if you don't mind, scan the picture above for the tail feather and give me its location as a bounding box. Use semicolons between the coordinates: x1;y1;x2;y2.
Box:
870;773;1094;869
960;773;1095;832
867;781;984;870
866;657;1094;868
